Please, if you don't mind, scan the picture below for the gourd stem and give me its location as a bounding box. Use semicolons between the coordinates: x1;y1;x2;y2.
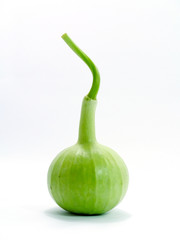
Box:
61;33;100;100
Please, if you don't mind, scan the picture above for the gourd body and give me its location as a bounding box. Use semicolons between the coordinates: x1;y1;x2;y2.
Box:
48;143;129;215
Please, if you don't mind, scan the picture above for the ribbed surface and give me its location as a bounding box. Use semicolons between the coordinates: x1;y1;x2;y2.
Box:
48;143;129;215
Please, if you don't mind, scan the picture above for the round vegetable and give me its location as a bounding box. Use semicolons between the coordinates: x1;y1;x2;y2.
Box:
47;33;129;215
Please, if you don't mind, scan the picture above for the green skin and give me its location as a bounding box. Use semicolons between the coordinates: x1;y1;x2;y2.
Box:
47;34;129;215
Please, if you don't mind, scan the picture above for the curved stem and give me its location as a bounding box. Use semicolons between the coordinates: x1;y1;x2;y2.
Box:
61;33;100;100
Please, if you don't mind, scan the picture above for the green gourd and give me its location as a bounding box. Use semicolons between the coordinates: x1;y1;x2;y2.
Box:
47;33;129;215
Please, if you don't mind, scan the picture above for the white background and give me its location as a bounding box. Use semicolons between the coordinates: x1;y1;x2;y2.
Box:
0;0;180;239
